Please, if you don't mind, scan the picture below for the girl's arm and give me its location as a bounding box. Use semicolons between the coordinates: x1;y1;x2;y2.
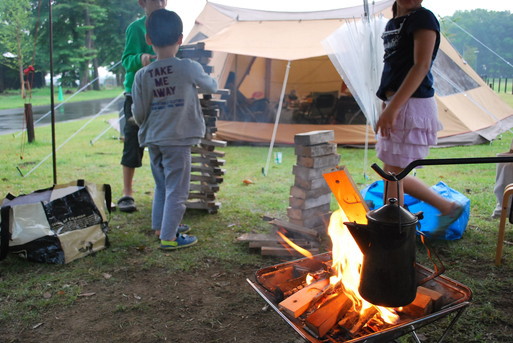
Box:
376;29;437;136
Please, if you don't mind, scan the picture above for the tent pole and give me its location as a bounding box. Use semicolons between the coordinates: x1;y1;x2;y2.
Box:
48;0;57;185
263;60;291;176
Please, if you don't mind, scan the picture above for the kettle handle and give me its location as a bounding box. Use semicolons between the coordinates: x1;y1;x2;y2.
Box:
417;232;446;285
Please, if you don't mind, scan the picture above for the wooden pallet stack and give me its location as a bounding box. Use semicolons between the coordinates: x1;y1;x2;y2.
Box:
177;43;228;214
287;130;340;234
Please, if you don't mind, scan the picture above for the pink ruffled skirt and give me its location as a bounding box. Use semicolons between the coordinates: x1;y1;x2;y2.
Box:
376;97;443;169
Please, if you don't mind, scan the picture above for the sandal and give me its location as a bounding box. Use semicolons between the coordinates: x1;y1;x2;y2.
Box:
431;202;464;239
117;196;137;213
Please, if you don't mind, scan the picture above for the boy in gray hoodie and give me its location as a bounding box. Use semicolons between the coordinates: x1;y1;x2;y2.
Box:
132;9;218;249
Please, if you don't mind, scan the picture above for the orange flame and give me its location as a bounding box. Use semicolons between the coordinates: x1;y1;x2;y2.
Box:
277;231;313;258
329;208;399;324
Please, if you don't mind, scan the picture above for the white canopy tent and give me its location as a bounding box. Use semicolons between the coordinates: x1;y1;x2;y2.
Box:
187;0;513;151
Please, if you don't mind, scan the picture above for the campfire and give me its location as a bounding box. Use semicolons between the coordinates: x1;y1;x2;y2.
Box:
248;167;472;342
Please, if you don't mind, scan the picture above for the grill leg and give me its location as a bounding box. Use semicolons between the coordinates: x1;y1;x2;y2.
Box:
435;306;468;343
410;330;422;343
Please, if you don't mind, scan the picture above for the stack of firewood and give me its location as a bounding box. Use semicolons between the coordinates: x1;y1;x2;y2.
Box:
178;43;228;214
287;130;340;234
237;130;341;256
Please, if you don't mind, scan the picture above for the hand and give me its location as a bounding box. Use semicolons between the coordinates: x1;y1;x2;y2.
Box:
141;54;156;66
376;106;398;138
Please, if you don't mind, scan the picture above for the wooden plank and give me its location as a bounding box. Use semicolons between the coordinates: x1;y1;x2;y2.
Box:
189;183;220;193
295;142;337;158
188;192;216;201
279;279;330;318
190;174;223;184
200;138;227;148
191;156;225;166
297;154;340;169
191;146;225;158
236;233;280;243
323;166;369;225
268;218;319;239
305;293;352;338
185;200;221;210
294;130;334;146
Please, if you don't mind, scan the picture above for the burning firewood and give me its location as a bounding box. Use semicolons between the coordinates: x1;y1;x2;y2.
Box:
305;292;352;337
278;278;329;318
349;307;378;335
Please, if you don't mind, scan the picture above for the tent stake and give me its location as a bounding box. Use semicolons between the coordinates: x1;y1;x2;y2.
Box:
263;60;291;176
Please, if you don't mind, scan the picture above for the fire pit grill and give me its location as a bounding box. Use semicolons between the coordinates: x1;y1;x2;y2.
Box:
247;253;471;343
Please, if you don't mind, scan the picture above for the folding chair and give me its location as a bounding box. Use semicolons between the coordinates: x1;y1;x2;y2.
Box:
495;183;513;266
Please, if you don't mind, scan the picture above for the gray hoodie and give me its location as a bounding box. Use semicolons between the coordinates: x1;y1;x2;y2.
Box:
132;57;218;146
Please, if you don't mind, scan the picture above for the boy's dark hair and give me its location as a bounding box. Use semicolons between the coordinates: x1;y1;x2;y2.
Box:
146;9;183;47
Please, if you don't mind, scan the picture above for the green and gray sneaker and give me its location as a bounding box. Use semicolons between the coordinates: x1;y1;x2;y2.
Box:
160;234;198;250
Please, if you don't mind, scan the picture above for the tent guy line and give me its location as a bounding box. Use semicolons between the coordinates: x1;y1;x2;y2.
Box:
20;92;124;178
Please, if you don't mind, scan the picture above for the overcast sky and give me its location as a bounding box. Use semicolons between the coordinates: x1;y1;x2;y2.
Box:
169;0;513;37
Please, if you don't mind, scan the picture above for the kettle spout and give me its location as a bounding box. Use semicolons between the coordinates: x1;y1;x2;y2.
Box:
344;222;371;253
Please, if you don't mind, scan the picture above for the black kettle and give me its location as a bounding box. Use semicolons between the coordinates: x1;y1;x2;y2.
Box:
344;198;422;307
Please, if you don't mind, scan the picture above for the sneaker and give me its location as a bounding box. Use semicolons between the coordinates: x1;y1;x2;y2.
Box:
431;202;464;238
160;234;198;250
117;196;137;213
153;225;191;239
177;224;191;234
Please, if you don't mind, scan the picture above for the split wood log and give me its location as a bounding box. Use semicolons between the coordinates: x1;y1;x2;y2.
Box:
279;278;330;318
399;291;433;318
268;218;319;239
349;307;378;335
417;286;443;311
305;292;353;338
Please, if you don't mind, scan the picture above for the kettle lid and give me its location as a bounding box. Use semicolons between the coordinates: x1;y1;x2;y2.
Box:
367;198;418;225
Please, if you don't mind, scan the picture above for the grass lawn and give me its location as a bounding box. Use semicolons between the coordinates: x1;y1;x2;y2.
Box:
1;96;513;341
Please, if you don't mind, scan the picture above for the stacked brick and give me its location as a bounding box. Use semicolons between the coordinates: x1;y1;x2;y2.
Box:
287;130;340;234
178;43;228;214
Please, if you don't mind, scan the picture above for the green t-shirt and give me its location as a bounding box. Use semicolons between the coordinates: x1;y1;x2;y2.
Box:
122;16;155;94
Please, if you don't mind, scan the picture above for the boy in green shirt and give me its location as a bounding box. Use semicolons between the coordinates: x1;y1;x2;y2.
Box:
118;0;167;213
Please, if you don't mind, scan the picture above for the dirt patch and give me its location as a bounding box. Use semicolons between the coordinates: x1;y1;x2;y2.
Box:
2;263;306;343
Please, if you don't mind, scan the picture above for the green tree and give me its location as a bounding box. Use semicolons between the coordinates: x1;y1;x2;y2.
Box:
34;0;141;90
0;0;34;96
95;0;143;87
441;9;513;78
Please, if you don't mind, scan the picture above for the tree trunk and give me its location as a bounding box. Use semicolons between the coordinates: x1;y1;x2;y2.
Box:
92;57;100;91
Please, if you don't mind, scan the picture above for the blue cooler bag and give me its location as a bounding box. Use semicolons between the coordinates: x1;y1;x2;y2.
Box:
361;180;470;240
